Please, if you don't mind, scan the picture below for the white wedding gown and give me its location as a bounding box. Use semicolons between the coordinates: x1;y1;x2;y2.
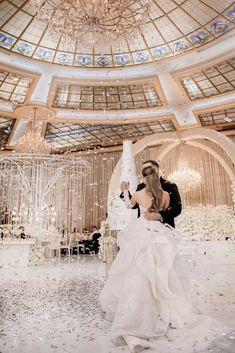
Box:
100;207;233;353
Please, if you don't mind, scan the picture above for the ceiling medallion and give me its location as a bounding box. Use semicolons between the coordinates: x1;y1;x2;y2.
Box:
36;0;151;46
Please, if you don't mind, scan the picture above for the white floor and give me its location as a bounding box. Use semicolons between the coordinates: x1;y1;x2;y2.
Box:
0;254;235;353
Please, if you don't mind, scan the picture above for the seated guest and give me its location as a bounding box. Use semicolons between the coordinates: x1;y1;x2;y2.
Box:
80;228;90;240
90;226;101;254
61;229;69;245
13;226;21;238
69;232;78;246
3;226;9;239
9;226;14;238
69;231;79;255
19;226;26;239
79;228;92;254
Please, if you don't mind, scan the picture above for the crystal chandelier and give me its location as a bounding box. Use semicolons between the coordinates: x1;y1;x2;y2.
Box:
15;108;51;154
36;0;151;45
168;143;202;193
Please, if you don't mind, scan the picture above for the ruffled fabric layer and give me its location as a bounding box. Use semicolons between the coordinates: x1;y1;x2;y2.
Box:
100;217;232;353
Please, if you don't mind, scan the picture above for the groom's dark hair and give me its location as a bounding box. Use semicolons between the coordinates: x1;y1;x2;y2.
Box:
143;160;159;169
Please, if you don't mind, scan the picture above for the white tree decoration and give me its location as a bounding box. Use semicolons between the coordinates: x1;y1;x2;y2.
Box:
0;153;90;235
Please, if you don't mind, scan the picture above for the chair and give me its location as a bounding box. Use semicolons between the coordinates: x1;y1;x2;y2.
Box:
60;234;72;260
48;233;62;261
75;240;85;254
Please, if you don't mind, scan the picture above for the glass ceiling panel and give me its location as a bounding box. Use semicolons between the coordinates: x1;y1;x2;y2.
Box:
0;69;33;103
0;0;234;67
179;56;235;100
182;0;218;26
198;107;235;127
201;0;231;12
45;120;176;151
0;1;17;27
2;10;32;37
53;83;162;111
168;7;200;35
0;116;16;148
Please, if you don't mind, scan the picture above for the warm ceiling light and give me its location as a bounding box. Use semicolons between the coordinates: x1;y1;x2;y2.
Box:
36;0;151;46
168;142;202;193
15;107;51;154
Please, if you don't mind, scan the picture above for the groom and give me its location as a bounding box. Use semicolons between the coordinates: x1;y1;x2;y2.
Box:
120;160;182;228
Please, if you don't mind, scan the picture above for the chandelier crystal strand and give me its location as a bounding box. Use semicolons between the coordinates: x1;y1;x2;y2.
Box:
168;143;202;193
36;0;151;46
168;167;202;193
15;125;51;154
15;107;51;154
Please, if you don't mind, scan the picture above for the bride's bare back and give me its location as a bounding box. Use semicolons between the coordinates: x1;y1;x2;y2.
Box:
131;188;170;211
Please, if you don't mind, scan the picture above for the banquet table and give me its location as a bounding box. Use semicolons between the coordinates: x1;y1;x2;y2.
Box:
0;240;35;267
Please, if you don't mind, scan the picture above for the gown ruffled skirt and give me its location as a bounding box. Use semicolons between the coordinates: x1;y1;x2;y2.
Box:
99;216;233;353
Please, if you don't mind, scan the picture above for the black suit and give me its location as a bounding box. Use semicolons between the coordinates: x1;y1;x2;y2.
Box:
120;177;182;228
91;231;101;254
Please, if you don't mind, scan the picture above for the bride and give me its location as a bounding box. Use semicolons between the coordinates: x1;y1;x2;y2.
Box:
100;166;232;353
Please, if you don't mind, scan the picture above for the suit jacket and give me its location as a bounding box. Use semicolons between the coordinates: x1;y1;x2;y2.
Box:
91;231;101;242
120;177;182;228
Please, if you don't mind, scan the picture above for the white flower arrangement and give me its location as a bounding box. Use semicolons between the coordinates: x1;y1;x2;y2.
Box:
99;220;119;261
98;220;110;259
29;243;46;266
231;181;235;207
100;220;110;235
102;234;118;263
175;204;235;241
103;235;117;245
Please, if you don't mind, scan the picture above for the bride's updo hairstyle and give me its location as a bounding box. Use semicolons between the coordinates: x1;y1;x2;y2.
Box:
142;166;163;212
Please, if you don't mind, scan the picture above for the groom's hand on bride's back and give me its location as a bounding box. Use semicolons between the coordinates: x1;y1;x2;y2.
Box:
144;211;163;222
120;181;129;191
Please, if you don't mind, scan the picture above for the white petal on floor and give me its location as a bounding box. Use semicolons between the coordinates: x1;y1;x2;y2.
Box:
0;256;235;353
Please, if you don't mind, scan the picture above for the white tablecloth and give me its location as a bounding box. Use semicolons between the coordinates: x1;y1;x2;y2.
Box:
0;240;35;267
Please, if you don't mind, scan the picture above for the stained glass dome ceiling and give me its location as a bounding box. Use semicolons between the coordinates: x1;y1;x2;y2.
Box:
0;0;235;68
